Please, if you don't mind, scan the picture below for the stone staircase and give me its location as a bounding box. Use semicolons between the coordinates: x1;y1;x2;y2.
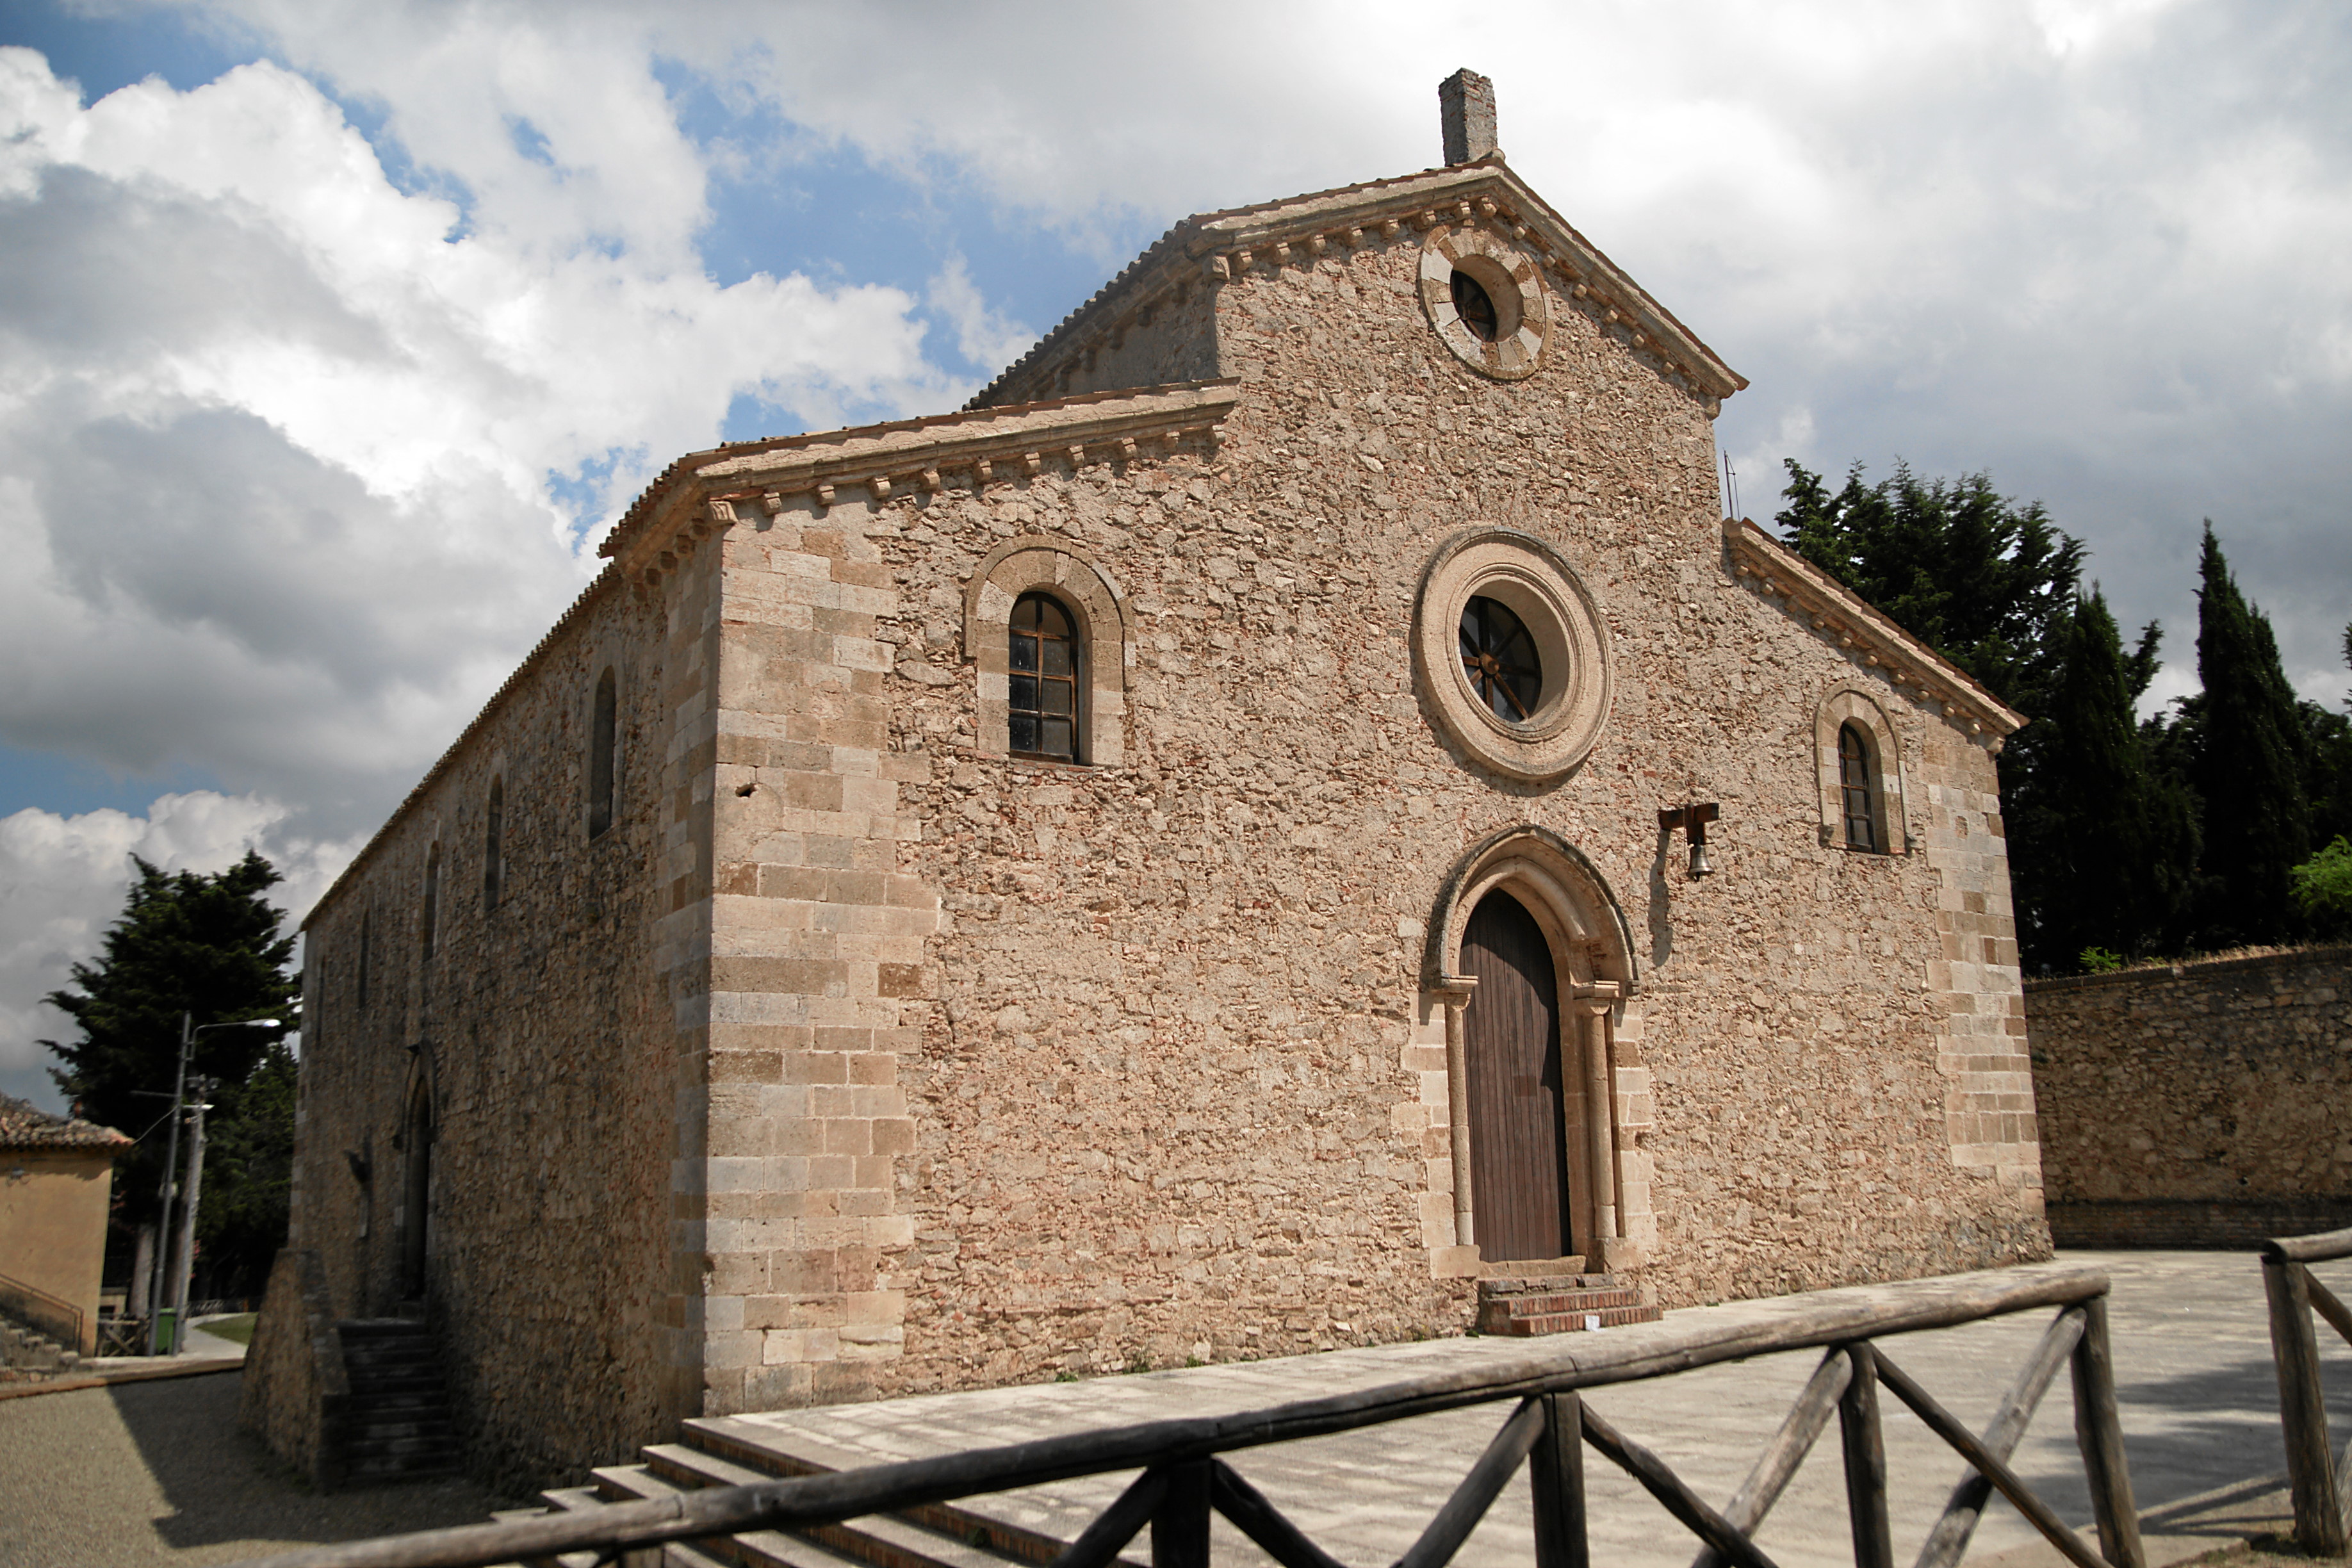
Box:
337;1318;460;1483
0;1316;83;1384
508;1418;1095;1568
1474;1273;1661;1336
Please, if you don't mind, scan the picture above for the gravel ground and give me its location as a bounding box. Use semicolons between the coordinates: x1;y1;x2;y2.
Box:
0;1369;510;1567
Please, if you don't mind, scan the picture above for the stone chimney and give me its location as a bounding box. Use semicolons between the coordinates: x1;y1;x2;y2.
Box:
1439;69;1498;165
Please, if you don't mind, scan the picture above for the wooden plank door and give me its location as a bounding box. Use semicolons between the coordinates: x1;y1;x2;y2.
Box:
1462;889;1574;1262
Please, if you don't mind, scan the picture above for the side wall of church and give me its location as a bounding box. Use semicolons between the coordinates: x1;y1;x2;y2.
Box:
291;568;711;1489
700;215;2045;1403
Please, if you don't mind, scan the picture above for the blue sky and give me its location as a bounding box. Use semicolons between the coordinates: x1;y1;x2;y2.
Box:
1;0;2348;1109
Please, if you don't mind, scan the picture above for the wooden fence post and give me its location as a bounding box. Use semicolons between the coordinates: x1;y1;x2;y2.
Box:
1152;1458;1213;1568
2266;1255;2348;1555
2068;1293;2146;1568
1838;1343;1894;1568
1531;1390;1589;1568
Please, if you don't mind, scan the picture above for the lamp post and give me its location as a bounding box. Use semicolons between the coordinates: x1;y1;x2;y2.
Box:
145;1014;280;1355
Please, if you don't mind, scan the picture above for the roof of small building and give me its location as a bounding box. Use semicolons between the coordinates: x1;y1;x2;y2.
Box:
0;1093;132;1152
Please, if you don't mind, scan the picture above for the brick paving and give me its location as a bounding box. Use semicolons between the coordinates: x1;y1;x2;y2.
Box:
699;1251;2352;1568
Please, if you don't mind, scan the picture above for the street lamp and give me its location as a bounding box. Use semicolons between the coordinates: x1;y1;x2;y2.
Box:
145;1014;281;1355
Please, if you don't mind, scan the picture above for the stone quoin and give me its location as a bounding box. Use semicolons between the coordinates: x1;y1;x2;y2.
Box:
248;70;2048;1487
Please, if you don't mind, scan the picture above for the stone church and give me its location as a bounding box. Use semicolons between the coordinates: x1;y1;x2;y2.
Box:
252;75;2048;1484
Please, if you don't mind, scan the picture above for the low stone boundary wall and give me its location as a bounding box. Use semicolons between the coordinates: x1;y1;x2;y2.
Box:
2027;947;2352;1248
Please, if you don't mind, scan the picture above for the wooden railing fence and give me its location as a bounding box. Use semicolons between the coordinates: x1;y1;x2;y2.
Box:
2262;1225;2352;1553
226;1266;2143;1568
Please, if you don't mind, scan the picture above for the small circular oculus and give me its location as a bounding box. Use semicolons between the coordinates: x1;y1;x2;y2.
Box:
1419;226;1548;380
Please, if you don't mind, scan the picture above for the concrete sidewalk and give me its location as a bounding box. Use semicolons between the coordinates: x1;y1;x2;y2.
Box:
703;1250;2344;1568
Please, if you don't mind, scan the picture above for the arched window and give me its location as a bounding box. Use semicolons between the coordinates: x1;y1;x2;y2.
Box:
1008;593;1080;762
588;667;618;838
482;776;503;911
1838;723;1877;851
420;844;441;962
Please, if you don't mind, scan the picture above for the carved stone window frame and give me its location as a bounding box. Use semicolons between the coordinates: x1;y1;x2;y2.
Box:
965;536;1129;766
1419;225;1549;380
1816;685;1908;854
1414;528;1614;782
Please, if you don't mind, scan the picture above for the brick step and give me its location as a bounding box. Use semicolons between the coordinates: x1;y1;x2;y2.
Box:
1475;1289;1640;1332
1489;1302;1665;1336
344;1389;448;1413
348;1416;454;1445
1477;1271;1612;1293
346;1368;449;1396
345;1450;462;1482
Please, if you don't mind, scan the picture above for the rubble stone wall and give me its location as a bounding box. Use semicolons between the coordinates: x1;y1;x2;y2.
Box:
2029;947;2352;1246
293;570;701;1488
702;215;2048;1411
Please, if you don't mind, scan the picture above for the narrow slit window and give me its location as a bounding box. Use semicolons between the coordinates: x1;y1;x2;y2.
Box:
421;845;441;962
1009;594;1080;762
588;667;618;838
1839;723;1877;851
483;776;503;911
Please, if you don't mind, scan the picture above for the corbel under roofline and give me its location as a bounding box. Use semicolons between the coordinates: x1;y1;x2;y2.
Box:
602;380;1241;582
1722;519;2027;744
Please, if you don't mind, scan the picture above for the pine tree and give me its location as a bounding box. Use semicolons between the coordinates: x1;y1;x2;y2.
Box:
41;851;300;1291
2189;525;2310;945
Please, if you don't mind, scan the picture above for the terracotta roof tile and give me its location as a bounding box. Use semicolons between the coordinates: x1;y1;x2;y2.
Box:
0;1093;133;1152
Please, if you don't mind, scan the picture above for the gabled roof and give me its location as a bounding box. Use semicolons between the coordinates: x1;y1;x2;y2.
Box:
1722;520;2027;741
968;155;1748;411
0;1094;131;1153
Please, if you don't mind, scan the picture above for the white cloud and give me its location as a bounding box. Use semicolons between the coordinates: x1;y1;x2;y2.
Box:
3;0;2348;1068
0;792;353;1113
929;255;1036;377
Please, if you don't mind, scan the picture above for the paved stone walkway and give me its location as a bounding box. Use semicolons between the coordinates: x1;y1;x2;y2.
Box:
705;1252;2352;1568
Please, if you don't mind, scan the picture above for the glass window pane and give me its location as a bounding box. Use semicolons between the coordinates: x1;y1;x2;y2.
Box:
1037;599;1072;637
1041;637;1072;677
1011;633;1038;673
1012;596;1039;630
1009;674;1039;712
1041;717;1074;758
1041;679;1074;715
1009;713;1040;752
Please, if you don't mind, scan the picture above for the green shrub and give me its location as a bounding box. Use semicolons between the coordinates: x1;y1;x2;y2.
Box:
2078;946;2125;973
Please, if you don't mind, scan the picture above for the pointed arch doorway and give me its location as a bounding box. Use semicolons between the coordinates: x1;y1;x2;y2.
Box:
1460;889;1575;1262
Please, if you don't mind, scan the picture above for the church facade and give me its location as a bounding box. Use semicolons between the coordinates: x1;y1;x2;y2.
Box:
266;78;2048;1484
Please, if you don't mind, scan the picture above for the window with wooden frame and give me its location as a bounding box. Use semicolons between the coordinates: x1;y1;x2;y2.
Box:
1815;687;1906;855
1008;592;1081;762
1838;723;1878;851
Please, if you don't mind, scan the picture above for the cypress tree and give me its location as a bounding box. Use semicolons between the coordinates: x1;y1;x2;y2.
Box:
2029;592;2196;963
2190;524;2310;945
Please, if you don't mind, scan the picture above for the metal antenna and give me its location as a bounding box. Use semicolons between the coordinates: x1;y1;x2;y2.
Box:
1722;453;1742;521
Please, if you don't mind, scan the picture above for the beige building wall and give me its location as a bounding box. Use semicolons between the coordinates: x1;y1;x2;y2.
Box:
0;1149;116;1354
